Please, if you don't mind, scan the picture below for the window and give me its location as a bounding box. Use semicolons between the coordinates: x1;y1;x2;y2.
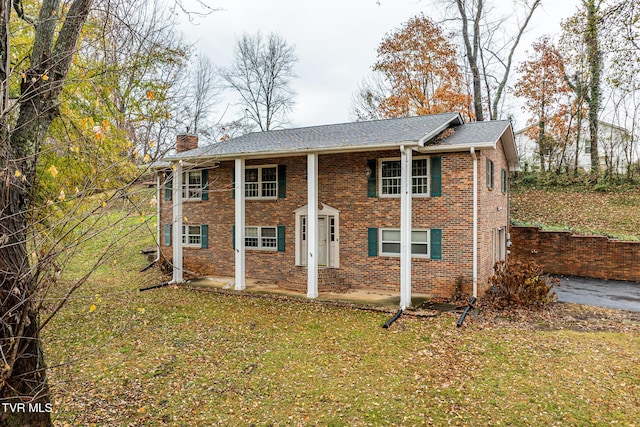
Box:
501;169;507;194
380;229;429;257
380;157;430;196
412;158;429;195
486;158;494;190
183;171;202;200
330;217;335;242
381;160;401;195
585;140;591;154
245;226;278;250
182;225;202;247
245;166;277;199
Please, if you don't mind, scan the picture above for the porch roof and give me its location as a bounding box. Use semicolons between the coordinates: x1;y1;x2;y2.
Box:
163;113;519;170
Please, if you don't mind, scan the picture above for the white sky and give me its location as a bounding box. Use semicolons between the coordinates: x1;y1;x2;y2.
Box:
179;0;581;129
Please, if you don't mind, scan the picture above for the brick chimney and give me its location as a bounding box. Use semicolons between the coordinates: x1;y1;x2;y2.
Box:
176;134;198;153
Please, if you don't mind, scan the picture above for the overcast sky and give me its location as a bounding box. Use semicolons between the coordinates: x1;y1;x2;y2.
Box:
179;0;581;129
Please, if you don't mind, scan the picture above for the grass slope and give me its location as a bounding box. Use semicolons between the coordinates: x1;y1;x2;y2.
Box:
511;187;640;240
42;211;640;425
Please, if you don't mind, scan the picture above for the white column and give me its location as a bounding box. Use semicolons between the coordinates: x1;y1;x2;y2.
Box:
235;158;246;290
307;153;319;298
400;146;412;309
172;161;183;283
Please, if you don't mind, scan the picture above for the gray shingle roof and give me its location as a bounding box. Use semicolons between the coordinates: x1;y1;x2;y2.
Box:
163;113;518;170
165;113;462;160
434;120;511;146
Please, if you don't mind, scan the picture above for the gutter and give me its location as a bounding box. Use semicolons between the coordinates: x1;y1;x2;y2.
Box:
471;147;478;298
416;141;497;154
163;141;422;163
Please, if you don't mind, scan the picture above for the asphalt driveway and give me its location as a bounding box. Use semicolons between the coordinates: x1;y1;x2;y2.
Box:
555;276;640;312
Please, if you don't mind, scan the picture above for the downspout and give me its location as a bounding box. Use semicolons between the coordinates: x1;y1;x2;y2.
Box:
471;147;478;298
155;173;161;262
506;169;512;259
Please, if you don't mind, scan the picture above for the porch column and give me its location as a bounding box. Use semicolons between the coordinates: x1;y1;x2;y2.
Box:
307;153;319;298
172;161;183;283
400;145;412;309
235;158;246;290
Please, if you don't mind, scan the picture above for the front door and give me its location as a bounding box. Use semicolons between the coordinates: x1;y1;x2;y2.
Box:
300;215;331;267
318;216;328;266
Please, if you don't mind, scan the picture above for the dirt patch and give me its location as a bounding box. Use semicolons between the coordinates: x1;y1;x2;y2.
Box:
471;301;640;333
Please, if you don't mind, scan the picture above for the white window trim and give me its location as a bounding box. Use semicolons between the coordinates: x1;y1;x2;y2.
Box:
244;226;278;251
380;228;431;258
245;165;278;200
182;170;202;201
182;224;202;248
379;156;431;198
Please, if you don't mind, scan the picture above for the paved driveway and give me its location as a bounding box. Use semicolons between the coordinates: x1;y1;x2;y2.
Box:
555;276;640;312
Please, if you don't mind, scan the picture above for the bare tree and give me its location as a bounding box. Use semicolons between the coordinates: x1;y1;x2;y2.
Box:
179;54;222;137
350;72;389;121
436;0;541;121
220;32;297;131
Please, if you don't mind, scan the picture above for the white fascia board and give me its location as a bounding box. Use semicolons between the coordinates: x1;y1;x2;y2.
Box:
416;141;497;154
163;141;422;162
417;114;464;146
500;124;521;172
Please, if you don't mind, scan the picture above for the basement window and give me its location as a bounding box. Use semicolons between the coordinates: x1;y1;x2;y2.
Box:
380;229;430;257
182;225;202;247
245;226;278;250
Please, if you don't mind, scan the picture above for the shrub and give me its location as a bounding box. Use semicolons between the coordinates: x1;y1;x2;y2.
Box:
486;261;559;309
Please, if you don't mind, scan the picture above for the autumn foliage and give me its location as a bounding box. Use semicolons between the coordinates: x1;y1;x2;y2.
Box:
513;37;578;171
372;14;472;120
486;261;559;309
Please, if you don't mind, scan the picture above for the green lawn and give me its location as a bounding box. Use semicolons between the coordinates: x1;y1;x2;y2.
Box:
511;187;640;240
43;211;640;426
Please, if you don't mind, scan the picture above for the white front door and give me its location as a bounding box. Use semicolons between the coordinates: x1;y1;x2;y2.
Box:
295;204;340;268
318;216;328;266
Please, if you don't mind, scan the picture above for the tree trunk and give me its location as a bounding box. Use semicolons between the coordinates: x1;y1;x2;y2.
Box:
456;0;484;121
585;0;602;173
1;0;93;423
0;140;52;427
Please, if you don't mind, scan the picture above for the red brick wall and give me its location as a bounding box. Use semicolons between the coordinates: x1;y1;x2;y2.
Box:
510;226;640;282
160;147;510;299
478;139;511;291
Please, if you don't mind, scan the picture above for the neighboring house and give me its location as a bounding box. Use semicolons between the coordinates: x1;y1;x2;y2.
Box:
157;113;519;308
515;121;635;173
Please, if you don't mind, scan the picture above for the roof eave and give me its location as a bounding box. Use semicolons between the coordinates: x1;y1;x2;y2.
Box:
162;141;423;163
416;141;496;153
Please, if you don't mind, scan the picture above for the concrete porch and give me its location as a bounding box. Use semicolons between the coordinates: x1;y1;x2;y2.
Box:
184;276;432;309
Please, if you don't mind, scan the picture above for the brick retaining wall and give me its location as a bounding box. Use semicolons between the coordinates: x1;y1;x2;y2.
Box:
510;226;640;282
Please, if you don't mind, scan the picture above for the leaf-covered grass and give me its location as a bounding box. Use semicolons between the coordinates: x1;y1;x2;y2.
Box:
511;187;640;240
43;213;640;426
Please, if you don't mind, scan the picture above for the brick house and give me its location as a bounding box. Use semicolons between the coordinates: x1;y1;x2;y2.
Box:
157;113;518;307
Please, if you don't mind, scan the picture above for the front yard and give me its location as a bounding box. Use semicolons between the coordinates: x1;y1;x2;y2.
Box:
43;215;640;426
